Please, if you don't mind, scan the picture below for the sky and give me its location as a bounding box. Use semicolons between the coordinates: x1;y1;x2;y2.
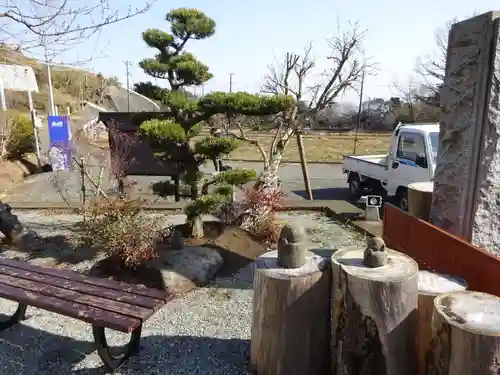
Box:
49;0;500;105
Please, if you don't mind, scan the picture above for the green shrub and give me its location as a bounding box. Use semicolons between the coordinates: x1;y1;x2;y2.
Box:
6;113;35;157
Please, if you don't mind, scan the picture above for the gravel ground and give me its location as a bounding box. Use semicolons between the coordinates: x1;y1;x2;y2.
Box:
0;211;364;375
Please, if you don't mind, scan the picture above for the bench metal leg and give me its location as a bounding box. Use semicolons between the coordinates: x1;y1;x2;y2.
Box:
0;303;27;331
92;324;142;373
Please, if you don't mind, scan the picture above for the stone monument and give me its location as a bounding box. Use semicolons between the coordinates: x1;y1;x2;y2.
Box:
430;11;500;255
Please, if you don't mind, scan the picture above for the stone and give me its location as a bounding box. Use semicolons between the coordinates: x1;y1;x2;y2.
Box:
277;223;308;268
0;201;37;246
170;230;185;250
430;12;500;255
152;246;224;295
363;236;388;268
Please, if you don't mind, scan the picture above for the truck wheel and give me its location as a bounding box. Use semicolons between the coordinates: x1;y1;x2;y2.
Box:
348;173;363;197
396;188;409;211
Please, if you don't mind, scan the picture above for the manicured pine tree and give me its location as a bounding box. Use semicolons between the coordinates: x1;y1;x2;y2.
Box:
138;8;293;238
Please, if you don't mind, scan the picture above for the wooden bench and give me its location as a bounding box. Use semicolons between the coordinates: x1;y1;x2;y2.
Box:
0;258;172;373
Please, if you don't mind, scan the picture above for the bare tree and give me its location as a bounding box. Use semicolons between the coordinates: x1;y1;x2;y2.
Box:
416;14;478;106
392;77;418;122
224;22;375;190
1;0;155;59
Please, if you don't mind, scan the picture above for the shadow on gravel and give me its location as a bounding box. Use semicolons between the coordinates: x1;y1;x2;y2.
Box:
0;321;251;375
0;232;98;268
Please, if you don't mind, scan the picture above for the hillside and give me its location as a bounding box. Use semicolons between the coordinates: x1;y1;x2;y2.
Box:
0;45;120;114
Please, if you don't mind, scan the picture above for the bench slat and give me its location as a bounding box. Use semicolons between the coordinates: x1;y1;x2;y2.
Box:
0;282;141;332
0;264;163;310
0;258;168;301
0;273;153;320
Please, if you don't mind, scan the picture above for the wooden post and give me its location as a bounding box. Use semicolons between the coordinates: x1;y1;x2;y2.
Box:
331;246;419;375
427;291;500;375
79;157;86;211
416;271;467;375
408;181;433;220
250;250;331;375
296;132;313;200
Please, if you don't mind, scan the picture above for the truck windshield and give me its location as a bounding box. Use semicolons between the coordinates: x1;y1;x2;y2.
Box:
430;132;439;162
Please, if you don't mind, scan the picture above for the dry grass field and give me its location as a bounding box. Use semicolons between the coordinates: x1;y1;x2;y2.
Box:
91;127;392;163
198;130;392;163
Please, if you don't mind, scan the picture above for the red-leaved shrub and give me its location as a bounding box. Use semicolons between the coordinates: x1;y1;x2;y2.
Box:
241;185;284;247
79;199;166;268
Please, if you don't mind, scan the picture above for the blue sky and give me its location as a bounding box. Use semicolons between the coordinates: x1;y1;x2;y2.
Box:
67;0;499;104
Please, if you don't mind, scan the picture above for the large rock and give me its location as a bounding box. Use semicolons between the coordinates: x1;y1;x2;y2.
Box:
152;246;224;295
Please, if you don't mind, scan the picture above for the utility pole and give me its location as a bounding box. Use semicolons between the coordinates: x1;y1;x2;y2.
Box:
229;73;234;92
124;61;132;111
46;52;56;115
353;69;366;154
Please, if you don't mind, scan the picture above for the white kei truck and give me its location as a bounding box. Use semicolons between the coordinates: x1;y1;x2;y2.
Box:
342;123;439;210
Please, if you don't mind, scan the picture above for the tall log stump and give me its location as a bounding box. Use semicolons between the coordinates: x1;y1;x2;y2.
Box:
427;291;500;375
416;271;467;375
331;244;419;375
250;250;331;375
408;181;433;221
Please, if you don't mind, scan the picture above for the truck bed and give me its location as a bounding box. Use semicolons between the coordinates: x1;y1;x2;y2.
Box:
343;154;388;181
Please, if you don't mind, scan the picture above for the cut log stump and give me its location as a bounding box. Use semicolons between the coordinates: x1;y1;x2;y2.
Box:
408;181;434;221
416;271;467;375
331;246;419;375
250;250;331;375
427;291;500;375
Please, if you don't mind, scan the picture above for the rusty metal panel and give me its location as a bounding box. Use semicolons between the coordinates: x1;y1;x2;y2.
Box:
383;203;500;297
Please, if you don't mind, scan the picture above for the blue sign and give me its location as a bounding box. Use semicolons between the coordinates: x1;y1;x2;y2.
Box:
47;116;71;170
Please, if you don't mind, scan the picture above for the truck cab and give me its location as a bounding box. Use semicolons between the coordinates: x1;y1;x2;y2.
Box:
343;123;439;210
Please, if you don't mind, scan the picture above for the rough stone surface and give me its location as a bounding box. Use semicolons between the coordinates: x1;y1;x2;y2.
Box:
277;223;309;268
151;246;224;295
430;12;500;255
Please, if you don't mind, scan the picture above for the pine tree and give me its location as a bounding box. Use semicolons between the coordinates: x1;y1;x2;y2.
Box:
138;8;293;238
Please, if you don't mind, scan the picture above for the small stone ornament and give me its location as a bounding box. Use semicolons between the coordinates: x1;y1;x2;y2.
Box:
363;236;388;268
277;223;308;268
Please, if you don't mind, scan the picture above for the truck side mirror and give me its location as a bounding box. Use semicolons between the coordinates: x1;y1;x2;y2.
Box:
415;154;428;168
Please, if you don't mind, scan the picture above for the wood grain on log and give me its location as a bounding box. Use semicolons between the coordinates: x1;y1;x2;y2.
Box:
408;181;434;221
427;291;500;375
416;271;467;375
250;250;331;375
331;246;419;375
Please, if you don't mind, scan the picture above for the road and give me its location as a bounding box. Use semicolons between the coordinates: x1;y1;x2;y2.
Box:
1;161;350;205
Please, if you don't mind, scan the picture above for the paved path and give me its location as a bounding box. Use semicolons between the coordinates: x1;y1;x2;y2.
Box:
1;160;350;205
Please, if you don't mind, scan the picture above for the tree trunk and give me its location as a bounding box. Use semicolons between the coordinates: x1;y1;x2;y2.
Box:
258;150;282;190
408;181;434;221
239;151;283;231
416;271;467;375
331;246;419;375
190;216;204;238
427;291;500;375
250;250;331;375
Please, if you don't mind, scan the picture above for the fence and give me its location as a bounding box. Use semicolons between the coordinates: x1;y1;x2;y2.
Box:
383;203;500;297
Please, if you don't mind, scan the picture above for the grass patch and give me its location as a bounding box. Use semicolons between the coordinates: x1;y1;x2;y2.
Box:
204;130;391;162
